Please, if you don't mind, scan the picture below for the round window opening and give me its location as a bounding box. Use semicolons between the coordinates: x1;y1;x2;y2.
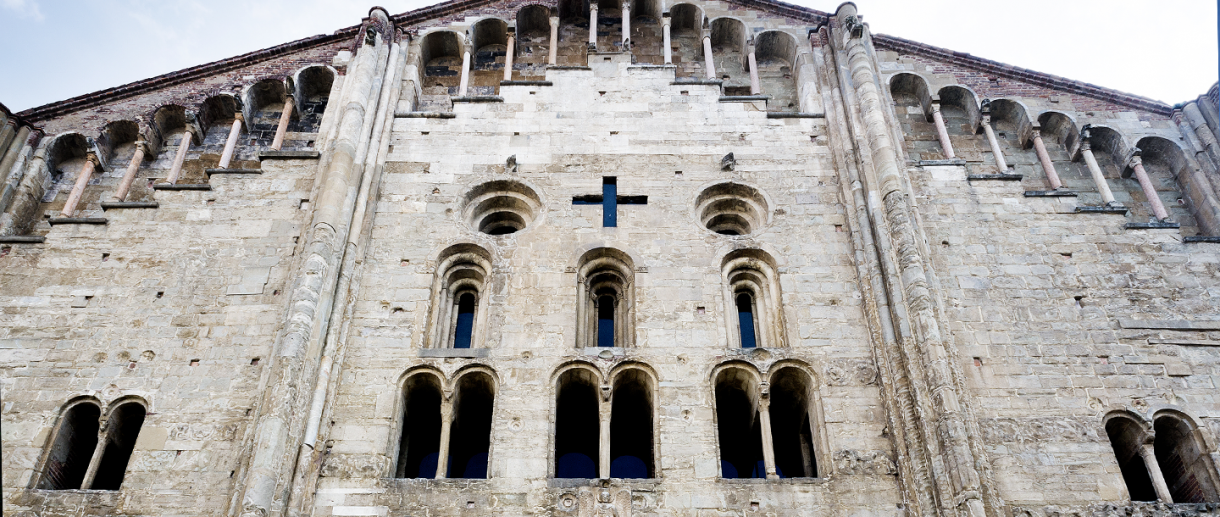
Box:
695;183;769;236
462;180;543;235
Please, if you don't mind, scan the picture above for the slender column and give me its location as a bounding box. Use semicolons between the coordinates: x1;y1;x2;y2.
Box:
621;1;630;50
60;152;99;217
1031;130;1064;190
548;16;560;65
588;5;599;49
111;140;147;202
702;32;715;79
599;397;611;479
435;400;454;479
217;114;244;169
165;127;194;184
270;96;295;151
980;115;1008;172
930;102;956;159
1128;155;1170;220
503;30;516;81
661;15;672;64
747;43;760;95
458;47;472;96
1138;442;1174;503
757;396;778;479
1079;140;1119;205
79;430;109;489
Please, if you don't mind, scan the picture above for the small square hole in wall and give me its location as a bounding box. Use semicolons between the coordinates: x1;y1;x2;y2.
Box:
997;132;1006;138
610;131;618;135
248;138;258;146
467;502;475;509
529;91;537;95
835;225;845;232
680;90;689;95
599;91;607;96
148;179;156;188
101;253;110;261
251;357;261;366
190;359;200;367
1;246;11;257
207;199;216;205
421;131;429;135
603;57;612;61
696;306;706;315
306;140;315;147
514;132;520;136
400;259;410;266
973;357;983;367
675;171;683;177
273;289;281;296
156;291;164;299
293;236;299;244
299;199;310;210
392;307;405;314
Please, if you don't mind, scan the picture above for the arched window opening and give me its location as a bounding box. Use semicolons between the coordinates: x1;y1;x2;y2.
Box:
36;401;101;490
1155;415;1220;503
710;18;749;95
722;249;784;349
577;248;635;349
769;368;817;478
1137;136;1211;236
668;3;704;78
1105;415;1157;501
754;31;798;112
610;369;653;478
714;368;765;479
452;292;477;349
420;31;464;102
446;372;495;479
396;374;443;478
735;293;757;349
293;66;335;135
471;18;509;94
429;244;493;350
555;368;600;478
696;182;769;236
936;86;981;137
245;78;290;148
90;402;146;490
515;5;553;75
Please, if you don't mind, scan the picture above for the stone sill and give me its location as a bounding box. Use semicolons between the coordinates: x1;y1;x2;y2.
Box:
766;112;824;118
1125;222;1180;230
967;173;1023;181
48;217;108;225
548;478;661;488
206;168;262;176
918;159;966;166
719;95;769;102
451;96;504;103
153;183;211;191
628;64;677;69
547;65;592;71
716;477;826;484
579;347;626;358
1024;190;1077;197
101;201;159;210
501;80;553;86
418;348;489;358
0;235;45;243
672;78;722;85
1185;236;1220;243
383;477;490;486
1074;205;1127;215
259;150;320;160
1118;318;1220;331
395;111;456;119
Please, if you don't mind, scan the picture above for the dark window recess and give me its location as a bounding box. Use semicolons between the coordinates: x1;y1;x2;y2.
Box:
453;293;476;349
1106;417;1157;502
715;382;765;478
91;402;147;490
397;376;442;478
736;293;757;349
597;294;615;348
769;369;817;478
1155;416;1213;503
37;403;100;490
610;373;653;478
555;371;599;478
446;374;494;478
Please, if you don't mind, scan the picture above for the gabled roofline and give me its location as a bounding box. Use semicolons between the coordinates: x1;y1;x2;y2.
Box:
872;33;1173;116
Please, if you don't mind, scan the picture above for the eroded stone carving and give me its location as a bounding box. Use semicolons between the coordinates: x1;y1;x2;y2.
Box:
832;449;897;476
825;358;878;386
979;417;1101;444
318;453;391;479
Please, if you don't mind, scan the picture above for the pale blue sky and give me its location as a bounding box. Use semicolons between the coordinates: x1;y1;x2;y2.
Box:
0;0;1215;112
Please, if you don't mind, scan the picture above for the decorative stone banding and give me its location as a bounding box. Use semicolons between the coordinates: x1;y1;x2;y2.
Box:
695;182;768;235
463;180;543;235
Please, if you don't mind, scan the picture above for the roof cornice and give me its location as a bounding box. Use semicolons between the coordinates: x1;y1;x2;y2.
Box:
872;33;1173;116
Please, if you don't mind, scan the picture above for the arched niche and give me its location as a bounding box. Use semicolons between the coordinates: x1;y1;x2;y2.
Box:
35;398;102;490
712;364;765;478
1153;411;1220;502
986;99;1033;146
472;18;509;78
767;365;819;478
936;85;981;136
721;248;785;349
1137;136;1214;235
90;399;147;490
292;65;335;134
98;120;142;169
420;30;465;95
608;366;656;478
554;364;602;478
244;78;290;147
889;73;932;119
575;247;636;349
666;3;704;78
395;370;445;478
514;4;553;73
710;18;749;94
197;94;241;134
755;30;799;111
446;370;496;478
427;243;494;350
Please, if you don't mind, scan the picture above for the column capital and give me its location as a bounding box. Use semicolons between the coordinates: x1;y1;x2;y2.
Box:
1030;128;1042;139
930;102;942;113
622;0;630;9
550;15;560;26
981;114;992;126
661;14;671;26
589;4;598;11
1080;140;1092;152
84;151;100;167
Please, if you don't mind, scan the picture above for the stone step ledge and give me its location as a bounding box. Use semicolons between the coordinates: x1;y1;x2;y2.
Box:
967;173;1023;181
547;65;592;71
0;235;46;243
918;159;967;166
672;78;722;85
153;183;212;191
258;150;320;160
101;201;159;210
500;80;553;86
1024;190;1078;197
418;348;489;358
451;95;504;103
394;111;456;119
1074;205;1128;215
719;95;769;102
1125;222;1180;230
206;168;262;176
766;112;825;119
1184;236;1220;243
48;217;108;226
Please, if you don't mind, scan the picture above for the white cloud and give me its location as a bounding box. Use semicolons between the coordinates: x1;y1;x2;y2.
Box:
0;0;43;21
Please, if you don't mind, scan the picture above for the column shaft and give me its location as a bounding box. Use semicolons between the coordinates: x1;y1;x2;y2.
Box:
548;17;560;65
1080;144;1118;204
702;36;715;79
112;144;145;202
758;400;778;479
621;2;630;49
270;97;295;151
435;401;454;479
1139;444;1175;503
747;49;760;95
661;19;672;64
931;104;956;159
218;116;243;169
458;51;472;96
599;401;611;479
1131;160;1170;220
60;154;97;217
504;33;515;81
1031;131;1064;189
981;117;1008;172
589;6;599;48
165;128;193;184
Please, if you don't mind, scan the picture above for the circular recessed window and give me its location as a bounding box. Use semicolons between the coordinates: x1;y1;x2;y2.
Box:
462;180;542;235
695;182;769;236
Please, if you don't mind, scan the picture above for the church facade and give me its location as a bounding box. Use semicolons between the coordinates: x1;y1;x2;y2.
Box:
2;2;1220;516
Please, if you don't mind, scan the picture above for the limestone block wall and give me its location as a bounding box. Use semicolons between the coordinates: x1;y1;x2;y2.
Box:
312;61;900;515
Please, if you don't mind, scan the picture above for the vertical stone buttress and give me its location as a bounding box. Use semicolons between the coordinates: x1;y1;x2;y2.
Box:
233;9;395;517
827;4;994;517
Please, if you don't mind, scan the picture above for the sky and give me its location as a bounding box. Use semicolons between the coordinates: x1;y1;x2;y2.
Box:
0;0;1216;112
